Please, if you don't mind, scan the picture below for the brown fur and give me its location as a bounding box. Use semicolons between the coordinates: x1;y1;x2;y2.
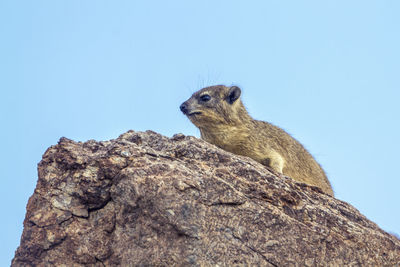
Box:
180;85;334;196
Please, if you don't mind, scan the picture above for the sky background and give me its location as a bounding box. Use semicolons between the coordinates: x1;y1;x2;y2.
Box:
1;0;399;264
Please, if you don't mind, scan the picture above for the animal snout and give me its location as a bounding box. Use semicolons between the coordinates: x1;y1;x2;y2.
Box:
180;102;188;114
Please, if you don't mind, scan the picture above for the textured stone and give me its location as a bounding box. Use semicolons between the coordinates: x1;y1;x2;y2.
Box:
12;130;400;266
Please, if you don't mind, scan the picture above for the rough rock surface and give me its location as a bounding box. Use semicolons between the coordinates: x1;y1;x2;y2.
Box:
12;130;400;266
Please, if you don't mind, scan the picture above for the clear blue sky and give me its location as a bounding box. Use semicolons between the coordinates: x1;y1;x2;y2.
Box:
1;1;399;264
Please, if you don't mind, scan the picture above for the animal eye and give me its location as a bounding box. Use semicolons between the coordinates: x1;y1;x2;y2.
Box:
200;94;211;102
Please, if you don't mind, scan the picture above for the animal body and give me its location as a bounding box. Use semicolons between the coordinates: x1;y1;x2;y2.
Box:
180;85;334;196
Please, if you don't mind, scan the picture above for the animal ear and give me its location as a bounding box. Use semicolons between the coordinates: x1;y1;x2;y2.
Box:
227;86;241;104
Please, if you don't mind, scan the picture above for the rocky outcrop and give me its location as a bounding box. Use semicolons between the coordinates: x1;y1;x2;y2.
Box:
12;130;400;266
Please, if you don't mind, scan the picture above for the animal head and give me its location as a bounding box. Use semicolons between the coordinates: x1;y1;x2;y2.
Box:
180;85;247;128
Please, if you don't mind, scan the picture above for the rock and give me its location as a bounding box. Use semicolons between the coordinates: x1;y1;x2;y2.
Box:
12;130;400;266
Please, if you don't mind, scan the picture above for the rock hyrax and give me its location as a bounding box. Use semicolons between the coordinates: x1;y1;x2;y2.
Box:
180;85;334;196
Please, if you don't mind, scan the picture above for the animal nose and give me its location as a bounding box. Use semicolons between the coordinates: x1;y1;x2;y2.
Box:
180;103;188;114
